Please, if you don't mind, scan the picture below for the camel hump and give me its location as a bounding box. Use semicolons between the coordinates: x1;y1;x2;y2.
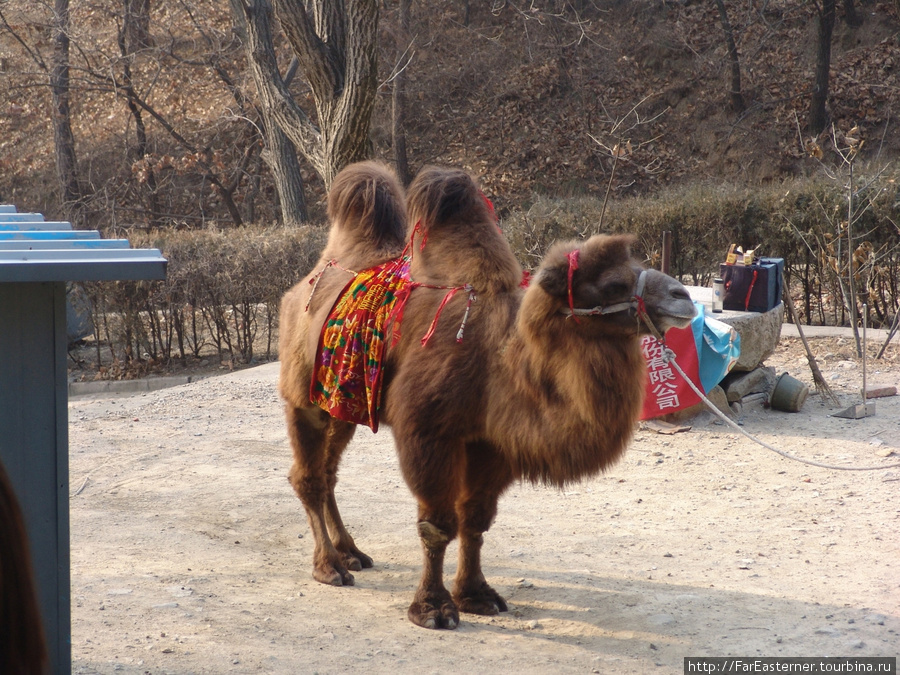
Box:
406;166;522;293
325;161;408;263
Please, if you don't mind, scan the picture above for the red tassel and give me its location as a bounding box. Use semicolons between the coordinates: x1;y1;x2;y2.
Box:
566;249;581;323
519;270;532;288
421;286;462;346
387;284;416;347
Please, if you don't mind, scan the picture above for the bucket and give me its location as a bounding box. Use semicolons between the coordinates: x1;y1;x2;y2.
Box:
770;372;809;412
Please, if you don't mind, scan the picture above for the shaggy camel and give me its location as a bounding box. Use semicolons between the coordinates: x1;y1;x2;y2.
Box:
278;161;696;629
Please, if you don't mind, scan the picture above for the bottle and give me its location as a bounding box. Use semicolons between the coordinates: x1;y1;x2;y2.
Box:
712;277;724;313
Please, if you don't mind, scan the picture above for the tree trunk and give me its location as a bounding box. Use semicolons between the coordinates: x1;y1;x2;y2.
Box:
263;117;309;225
230;0;309;224
714;0;745;114
843;0;862;27
809;0;836;135
51;0;80;212
119;8;162;228
391;0;412;185
235;0;379;188
123;0;152;52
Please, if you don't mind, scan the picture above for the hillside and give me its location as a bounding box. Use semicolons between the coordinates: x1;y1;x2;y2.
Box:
1;0;899;226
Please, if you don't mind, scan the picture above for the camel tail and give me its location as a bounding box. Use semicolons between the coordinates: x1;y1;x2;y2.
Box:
326;161;408;257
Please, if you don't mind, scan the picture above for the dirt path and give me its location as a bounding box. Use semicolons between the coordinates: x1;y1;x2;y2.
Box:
68;336;900;674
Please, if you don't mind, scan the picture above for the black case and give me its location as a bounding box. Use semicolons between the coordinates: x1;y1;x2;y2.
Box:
718;257;784;312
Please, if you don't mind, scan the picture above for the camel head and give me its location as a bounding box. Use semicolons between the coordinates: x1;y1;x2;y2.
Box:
531;234;696;337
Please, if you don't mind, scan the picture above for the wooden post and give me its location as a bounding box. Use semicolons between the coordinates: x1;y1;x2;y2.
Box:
662;230;672;275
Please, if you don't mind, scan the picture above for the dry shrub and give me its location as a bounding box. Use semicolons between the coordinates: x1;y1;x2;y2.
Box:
81;168;900;380
502;172;900;327
84;224;327;376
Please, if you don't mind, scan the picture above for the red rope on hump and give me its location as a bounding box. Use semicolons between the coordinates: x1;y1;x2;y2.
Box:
481;192;496;220
388;283;415;348
566;249;581;323
480;191;504;235
420;286;463;346
416;220;429;252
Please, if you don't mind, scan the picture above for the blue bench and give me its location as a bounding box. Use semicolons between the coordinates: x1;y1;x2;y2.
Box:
0;206;166;673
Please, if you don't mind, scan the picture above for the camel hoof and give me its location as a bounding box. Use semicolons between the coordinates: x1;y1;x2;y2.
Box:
455;584;508;615
408;599;459;630
340;549;373;571
457;598;500;615
312;565;354;587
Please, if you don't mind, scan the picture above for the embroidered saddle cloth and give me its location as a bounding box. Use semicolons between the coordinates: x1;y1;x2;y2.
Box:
310;257;411;431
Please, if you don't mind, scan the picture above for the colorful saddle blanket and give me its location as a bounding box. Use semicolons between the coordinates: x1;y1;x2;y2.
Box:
310;257;411;431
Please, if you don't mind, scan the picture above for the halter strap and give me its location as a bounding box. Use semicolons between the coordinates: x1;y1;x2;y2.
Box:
560;269;649;318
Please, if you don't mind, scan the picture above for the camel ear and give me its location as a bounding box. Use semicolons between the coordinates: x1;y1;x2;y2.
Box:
535;263;569;299
579;233;635;268
604;234;635;262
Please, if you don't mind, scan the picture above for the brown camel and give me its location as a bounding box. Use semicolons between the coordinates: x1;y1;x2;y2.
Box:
278;161;696;629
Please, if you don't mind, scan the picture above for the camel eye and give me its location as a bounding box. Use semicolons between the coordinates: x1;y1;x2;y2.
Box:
605;281;629;297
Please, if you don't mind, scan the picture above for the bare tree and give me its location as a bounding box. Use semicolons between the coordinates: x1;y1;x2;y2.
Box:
230;0;309;224
123;0;152;52
119;2;162;227
714;0;745;114
51;0;80;213
235;0;379;188
809;0;836;135
843;0;862;27
391;0;413;185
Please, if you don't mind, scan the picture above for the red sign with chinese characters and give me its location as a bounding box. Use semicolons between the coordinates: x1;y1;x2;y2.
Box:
639;326;703;419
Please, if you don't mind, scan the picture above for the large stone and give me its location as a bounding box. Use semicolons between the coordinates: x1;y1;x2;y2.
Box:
688;287;783;371
721;366;777;402
718;305;783;371
662;385;732;423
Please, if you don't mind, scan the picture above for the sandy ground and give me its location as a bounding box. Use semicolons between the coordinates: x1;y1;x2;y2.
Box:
68;334;900;675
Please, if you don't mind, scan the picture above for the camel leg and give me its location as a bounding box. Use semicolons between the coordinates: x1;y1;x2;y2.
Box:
408;516;459;629
453;441;513;615
286;405;355;587
322;421;373;572
400;436;462;630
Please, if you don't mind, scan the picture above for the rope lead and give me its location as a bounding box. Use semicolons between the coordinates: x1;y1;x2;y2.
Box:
639;313;900;472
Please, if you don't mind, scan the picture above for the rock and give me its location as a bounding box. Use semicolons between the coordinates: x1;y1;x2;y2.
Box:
664;385;732;422
686;287;783;370
647;614;676;626
865;385;897;399
722;366;777;402
716;304;784;371
814;627;842;637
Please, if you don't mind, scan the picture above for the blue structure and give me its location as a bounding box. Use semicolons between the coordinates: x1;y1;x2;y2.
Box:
0;206;166;673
